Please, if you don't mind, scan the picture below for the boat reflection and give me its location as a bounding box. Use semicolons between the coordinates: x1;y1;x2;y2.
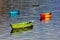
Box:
40;17;52;24
10;26;33;35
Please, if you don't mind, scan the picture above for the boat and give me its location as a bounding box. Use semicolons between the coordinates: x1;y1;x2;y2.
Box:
40;12;52;19
10;21;33;29
40;13;52;23
32;4;39;7
9;9;20;18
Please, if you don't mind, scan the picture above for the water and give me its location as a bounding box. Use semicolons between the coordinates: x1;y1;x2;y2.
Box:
0;0;60;40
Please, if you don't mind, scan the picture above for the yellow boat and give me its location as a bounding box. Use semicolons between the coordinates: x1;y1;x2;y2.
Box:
10;21;33;29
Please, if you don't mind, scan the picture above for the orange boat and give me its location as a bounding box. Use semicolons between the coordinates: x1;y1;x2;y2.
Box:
40;13;52;23
40;13;52;19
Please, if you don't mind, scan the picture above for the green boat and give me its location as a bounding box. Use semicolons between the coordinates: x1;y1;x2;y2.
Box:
10;21;33;29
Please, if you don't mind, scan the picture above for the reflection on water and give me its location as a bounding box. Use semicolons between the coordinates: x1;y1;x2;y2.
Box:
40;17;52;24
1;0;60;40
10;26;33;35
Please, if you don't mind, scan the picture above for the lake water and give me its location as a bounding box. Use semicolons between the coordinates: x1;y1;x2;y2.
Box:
0;0;60;40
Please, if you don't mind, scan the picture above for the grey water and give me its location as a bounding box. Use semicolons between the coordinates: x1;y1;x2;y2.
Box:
0;0;60;40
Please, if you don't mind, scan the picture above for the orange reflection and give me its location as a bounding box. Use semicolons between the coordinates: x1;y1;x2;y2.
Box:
40;17;51;24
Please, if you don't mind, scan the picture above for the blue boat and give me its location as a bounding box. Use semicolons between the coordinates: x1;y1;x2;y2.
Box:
9;9;20;18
